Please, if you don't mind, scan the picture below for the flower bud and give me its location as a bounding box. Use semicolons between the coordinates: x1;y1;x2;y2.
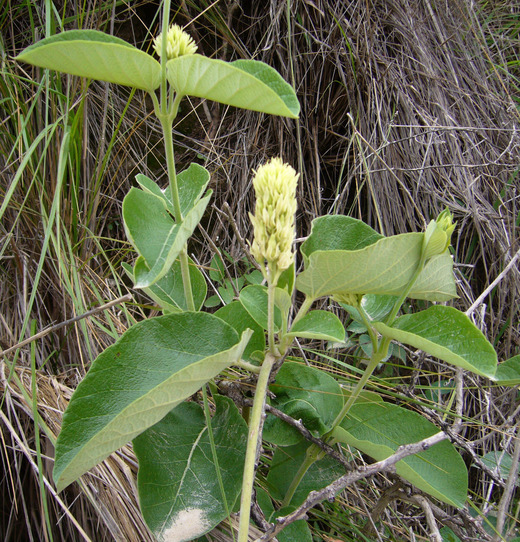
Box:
153;24;197;60
422;208;456;260
249;158;298;281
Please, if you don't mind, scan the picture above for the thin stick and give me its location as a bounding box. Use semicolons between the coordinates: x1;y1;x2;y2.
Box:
0;294;132;358
255;432;448;541
465;248;520;317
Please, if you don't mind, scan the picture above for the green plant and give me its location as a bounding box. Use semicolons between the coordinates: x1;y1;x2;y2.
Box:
16;5;506;542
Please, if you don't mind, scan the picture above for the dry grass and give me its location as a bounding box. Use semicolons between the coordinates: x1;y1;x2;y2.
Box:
1;0;519;540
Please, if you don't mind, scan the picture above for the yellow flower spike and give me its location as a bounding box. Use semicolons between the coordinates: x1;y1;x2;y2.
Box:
249;158;299;283
153;24;198;60
422;208;456;260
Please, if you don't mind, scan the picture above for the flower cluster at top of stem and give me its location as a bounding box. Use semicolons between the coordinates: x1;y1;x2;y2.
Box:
422;208;456;260
153;24;198;60
249;158;298;281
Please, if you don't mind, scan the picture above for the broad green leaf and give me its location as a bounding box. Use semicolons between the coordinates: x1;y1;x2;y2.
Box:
239;284;282;332
373;306;497;378
16;30;160;91
266;440;345;507
332;395;468;507
494;355;520;385
275;287;292;317
480;451;520;484
122;256;207;312
278;262;296;295
297;231;457;302
166;55;299;118
133;395;247;542
122;187;211;288
300;216;383;261
215;301;265;361
286;310;345;342
135;164;210;219
177;163;211;217
440;526;462;542
263;362;344;446
256;488;312;542
53;312;252;492
341;294;399;324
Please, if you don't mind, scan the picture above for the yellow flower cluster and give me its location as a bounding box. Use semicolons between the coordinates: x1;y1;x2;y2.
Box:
153;24;197;60
249;158;299;280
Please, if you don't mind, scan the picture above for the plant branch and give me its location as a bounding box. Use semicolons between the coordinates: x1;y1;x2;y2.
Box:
255;431;448;541
493;423;520;542
238;352;277;542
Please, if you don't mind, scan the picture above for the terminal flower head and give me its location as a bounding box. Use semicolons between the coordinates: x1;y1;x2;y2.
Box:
153;24;197;60
422;208;456;260
249;158;298;281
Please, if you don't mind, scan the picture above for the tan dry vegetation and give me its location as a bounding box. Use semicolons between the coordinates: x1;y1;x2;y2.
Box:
1;0;519;540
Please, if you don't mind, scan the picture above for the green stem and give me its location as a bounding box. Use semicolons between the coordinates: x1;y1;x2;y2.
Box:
281;338;391;506
267;276;277;354
202;385;235;542
330;337;391;430
159;0;171;115
282;253;430;504
291;295;314;327
281;441;322;508
237;352;276;542
385;254;427;326
160;113;183;222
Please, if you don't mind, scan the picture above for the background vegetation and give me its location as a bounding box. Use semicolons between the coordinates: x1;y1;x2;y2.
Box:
1;0;519;540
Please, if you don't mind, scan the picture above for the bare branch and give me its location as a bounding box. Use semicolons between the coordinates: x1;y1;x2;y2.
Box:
255;432;448;541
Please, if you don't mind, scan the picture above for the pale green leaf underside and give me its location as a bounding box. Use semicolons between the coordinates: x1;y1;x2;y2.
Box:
286;310;345;342
215;301;266;361
16;30;160;91
122;187;211;288
296;233;456;302
373;306;497;378
135;164;210;222
167;54;299;118
122;256;207;313
334;397;468;507
53;312;252;492
133;396;247;541
494;355;520;386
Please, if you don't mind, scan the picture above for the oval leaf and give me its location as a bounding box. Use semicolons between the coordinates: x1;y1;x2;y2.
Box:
297;230;457;302
16;30;161;91
239;284;282;332
133;395;247;542
287;310;345;342
341;294;399;324
166;54;299;118
215;301;266;361
256;488;312;542
494;355;520;386
266;440;345;507
263;362;344;446
122;187;211;288
373;306;497;378
300;215;383;260
53;312;252;492
333;395;468;507
122;255;207;312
